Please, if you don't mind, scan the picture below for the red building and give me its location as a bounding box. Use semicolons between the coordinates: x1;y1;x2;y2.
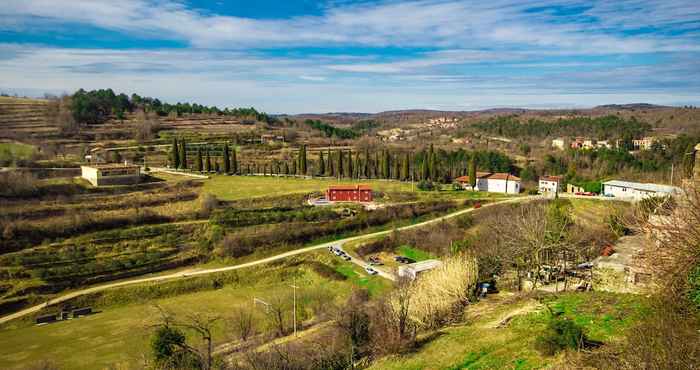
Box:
326;185;372;202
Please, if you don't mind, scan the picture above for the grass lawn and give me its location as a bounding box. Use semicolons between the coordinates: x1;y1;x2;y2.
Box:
398;245;434;261
369;291;649;370
0;255;370;370
200;175;511;202
0;142;37;162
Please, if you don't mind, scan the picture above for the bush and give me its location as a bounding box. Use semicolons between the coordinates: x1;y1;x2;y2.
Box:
535;317;587;356
417;180;435;191
0;172;39;198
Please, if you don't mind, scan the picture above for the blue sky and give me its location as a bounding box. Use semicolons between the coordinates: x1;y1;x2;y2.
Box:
1;0;699;113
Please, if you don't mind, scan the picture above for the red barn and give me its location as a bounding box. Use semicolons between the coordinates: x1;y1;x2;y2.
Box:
326;185;372;202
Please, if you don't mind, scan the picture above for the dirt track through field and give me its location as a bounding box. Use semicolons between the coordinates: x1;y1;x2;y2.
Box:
0;196;538;325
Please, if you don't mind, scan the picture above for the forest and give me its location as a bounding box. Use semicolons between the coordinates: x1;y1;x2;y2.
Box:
472;115;652;140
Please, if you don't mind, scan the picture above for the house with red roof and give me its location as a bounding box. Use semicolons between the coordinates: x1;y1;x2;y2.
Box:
326;185;373;202
455;172;521;194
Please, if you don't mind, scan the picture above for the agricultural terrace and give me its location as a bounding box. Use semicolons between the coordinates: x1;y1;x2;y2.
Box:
0;251;389;370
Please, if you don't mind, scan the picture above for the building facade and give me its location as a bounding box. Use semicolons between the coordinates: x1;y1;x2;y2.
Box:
538;175;562;194
81;164;141;186
551;138;566;150
326;185;372;202
456;173;521;194
602;180;680;200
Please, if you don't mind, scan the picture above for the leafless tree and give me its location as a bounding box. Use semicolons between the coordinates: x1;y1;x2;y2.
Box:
230;307;255;342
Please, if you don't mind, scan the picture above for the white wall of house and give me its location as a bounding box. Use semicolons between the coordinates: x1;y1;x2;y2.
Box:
486;179;520;194
538;180;560;193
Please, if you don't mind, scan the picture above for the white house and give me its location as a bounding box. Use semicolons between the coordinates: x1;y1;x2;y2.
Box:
551;138;566;150
456;172;521;194
538;175;563;194
81;163;141;187
602;180;681;200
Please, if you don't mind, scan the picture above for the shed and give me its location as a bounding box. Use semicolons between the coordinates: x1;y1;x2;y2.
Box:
398;259;442;280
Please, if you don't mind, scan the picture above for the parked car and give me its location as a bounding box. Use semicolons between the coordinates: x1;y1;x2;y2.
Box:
365;266;378;275
368;256;383;265
394;256;415;264
341;254;351;261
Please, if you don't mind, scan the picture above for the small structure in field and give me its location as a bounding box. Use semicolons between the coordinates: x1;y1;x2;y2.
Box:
602;180;680;200
81;163;141;186
538;175;562;194
398;259;442;280
326;185;372;203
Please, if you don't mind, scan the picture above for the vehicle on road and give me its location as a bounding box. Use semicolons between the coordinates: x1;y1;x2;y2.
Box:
341;254;351;261
394;256;415;264
368;256;383;265
365;266;378;275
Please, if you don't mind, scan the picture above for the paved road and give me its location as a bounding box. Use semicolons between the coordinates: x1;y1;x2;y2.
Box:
0;196;537;325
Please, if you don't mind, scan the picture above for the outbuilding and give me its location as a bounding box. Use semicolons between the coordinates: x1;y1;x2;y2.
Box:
455;172;521;194
602;180;680;200
538;175;562;194
81;163;141;187
326;185;372;203
398;259;442;280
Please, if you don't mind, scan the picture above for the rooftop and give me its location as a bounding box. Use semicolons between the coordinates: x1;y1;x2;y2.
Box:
487;173;521;181
540;175;562;182
603;180;681;194
405;259;442;272
81;164;141;170
328;184;372;191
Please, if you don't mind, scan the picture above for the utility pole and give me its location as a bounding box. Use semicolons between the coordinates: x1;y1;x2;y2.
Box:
670;162;674;185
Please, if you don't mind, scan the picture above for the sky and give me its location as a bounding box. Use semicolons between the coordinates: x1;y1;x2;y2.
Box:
1;0;699;113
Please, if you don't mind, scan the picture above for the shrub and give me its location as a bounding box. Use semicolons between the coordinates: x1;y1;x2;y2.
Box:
0;171;39;198
417;180;435;191
198;193;219;217
535;317;587;356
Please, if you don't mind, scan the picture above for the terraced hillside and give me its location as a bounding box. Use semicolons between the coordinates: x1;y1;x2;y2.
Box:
0;97;54;141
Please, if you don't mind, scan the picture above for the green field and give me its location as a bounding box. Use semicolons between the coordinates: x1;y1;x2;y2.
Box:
0;253;383;370
201;174;510;202
0;142;37;162
369;291;649;370
398;245;434;261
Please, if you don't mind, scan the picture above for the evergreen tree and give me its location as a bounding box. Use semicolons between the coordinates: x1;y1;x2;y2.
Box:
469;154;477;190
354;151;362;179
337;149;344;178
196;147;203;172
382;150;390;179
318;151;326;176
231;148;238;174
374;153;380;178
179;139;187;169
223;144;231;173
402;152;410;181
326;148;333;175
363;149;370;178
347;150;354;179
421;151;429;180
284;161;290;175
299;145;307;175
393;154;400;180
171;138;180;169
215;160;220;173
291;156;297;175
246;163;251;175
205;149;211;172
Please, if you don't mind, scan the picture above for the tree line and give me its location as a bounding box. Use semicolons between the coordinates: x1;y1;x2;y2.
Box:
70;88;277;125
472;114;652;140
169;140;514;184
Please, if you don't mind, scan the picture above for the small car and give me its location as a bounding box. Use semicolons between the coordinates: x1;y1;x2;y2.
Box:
365;267;378;275
341;255;351;261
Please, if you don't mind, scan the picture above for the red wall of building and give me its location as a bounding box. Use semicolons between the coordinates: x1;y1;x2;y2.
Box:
326;188;372;202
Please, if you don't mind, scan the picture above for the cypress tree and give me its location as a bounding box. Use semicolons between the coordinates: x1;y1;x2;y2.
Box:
223;144;231;174
318;151;325;176
246;163;251;175
347;150;354;179
382;151;390;179
215;160;220;173
205;148;211;173
393;154;400;180
421;151;429;180
284;162;290;175
299;145;307;175
469;154;477;190
180;139;187;169
232;148;238;174
402;152;410;181
291;156;297;175
171;138;180;169
374;153;380;178
196;147;203;172
363;149;370;178
337;150;344;178
354;151;361;179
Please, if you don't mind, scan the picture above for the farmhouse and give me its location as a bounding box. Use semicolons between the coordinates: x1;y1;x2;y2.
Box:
538;175;562;194
455;172;521;194
81;163;141;186
602;180;681;200
398;259;442;280
326;185;372;202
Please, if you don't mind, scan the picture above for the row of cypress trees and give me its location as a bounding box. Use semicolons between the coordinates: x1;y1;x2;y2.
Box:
171;139;491;184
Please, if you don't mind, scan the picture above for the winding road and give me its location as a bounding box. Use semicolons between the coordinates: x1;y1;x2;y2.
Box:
0;196;537;325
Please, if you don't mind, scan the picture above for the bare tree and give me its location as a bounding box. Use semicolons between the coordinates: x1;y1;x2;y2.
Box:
230;307;255;342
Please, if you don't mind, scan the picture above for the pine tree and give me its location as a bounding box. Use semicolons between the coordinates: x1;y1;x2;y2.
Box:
171;138;180;169
318;151;325;176
179;139;187;169
196;147;203;172
232;148;238;174
223;144;231;174
205;149;211;173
